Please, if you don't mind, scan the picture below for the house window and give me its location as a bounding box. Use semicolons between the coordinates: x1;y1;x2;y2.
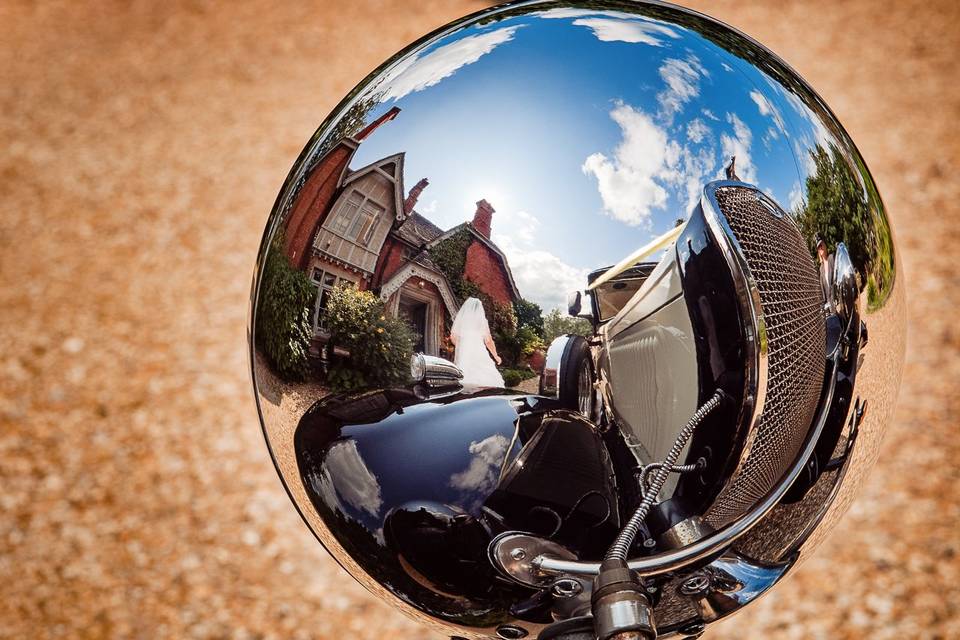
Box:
311;268;355;332
330;189;385;247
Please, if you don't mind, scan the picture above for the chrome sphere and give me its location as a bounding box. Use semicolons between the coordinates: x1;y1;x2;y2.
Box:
250;2;904;638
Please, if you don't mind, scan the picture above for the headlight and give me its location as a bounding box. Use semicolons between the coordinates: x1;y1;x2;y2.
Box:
410;353;426;382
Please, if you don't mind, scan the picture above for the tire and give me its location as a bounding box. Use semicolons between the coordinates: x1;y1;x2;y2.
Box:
558;335;594;418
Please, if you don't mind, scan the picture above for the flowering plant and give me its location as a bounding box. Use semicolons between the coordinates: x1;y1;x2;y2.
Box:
324;284;414;390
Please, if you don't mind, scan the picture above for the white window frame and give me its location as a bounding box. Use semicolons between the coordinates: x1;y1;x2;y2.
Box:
330;188;385;247
310;267;356;333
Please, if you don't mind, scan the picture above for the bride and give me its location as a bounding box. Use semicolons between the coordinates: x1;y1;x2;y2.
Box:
450;297;504;387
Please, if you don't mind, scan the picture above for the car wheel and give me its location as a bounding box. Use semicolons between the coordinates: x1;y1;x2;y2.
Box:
559;336;594;418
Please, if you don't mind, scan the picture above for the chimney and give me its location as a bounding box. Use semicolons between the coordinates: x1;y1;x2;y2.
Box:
472;199;495;238
404;178;429;215
353;106;401;142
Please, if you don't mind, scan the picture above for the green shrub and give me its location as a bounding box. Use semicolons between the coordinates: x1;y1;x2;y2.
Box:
324;284;414;391
501;367;537;388
498;323;546;367
255;237;315;381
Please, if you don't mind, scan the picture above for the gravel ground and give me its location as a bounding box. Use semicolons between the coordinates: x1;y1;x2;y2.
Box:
1;1;957;638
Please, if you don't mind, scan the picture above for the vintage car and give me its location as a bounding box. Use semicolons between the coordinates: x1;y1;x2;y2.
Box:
251;2;902;636
272;179;871;638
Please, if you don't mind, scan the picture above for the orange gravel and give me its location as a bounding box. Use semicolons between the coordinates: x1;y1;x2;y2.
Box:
1;1;957;638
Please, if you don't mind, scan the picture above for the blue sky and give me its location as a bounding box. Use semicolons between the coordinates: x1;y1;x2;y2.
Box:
342;7;836;312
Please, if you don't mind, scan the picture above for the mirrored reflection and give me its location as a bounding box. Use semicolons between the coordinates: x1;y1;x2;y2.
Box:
251;2;903;637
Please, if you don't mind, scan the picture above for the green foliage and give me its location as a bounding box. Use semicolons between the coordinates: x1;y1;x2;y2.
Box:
501;367;537;388
428;228;473;299
255;237;316;381
543;308;593;344
324;284;414;391
497;324;546;367
795;143;895;310
796;145;871;267
428;229;530;363
514;298;544;337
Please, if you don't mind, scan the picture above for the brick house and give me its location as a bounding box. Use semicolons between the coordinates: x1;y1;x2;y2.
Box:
280;109;519;357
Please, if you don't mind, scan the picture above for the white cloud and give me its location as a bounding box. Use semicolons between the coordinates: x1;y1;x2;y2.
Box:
539;8;680;46
702;108;720;121
719;113;757;184
764;77;836;152
667;145;717;217
762;126;779;150
539;8;639;19
789;181;804;211
582;102;677;226
496;209;540;246
494;233;590;312
750;90;787;136
378;27;520;101
308;440;382;518
419;199;438;215
569;18;678;45
449;434;511;494
795;137;818;175
657;56;708;121
721;62;734;72
686;118;710;144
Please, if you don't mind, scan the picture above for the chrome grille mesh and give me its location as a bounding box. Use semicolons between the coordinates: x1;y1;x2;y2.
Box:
705;186;826;527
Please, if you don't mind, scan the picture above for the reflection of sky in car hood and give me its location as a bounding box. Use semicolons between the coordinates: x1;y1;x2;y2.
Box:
316;396;523;534
345;6;838;312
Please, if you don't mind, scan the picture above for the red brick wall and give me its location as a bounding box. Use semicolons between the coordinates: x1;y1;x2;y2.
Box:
464;240;513;305
282;142;354;270
374;237;408;287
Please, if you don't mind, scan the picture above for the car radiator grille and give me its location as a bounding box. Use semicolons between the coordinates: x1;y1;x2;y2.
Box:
705;185;826;527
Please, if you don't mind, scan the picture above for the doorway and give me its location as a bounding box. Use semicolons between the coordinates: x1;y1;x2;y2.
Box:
398;297;428;354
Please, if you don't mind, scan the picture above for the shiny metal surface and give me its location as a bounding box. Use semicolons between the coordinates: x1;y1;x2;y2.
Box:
678;551;794;623
490;532;579;587
250;1;905;636
541;335;571;398
832;242;858;332
593;593;656;640
410;352;463;385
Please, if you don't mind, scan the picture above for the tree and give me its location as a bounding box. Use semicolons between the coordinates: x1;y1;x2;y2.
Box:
794;143;895;310
543;308;592;344
795;144;870;271
513;298;544;337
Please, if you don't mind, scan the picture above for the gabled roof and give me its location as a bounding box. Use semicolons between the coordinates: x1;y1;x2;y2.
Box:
341;152;408;223
379;261;460;319
395;211;443;246
426;223;521;300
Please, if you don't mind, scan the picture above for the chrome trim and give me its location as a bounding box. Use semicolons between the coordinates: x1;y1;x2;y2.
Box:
833;242;858;333
488;532;577;587
533;353;838;577
680;550;794;623
700;180;769;503
410;353;463;387
541;334;575;397
576;356;593;417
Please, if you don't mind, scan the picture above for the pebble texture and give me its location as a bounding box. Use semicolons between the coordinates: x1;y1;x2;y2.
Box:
1;1;957;638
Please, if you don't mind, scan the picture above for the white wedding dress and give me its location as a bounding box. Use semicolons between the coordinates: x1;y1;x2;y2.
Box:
451;298;504;388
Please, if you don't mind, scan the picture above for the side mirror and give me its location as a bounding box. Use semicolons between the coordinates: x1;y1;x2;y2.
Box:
567;290;582;317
